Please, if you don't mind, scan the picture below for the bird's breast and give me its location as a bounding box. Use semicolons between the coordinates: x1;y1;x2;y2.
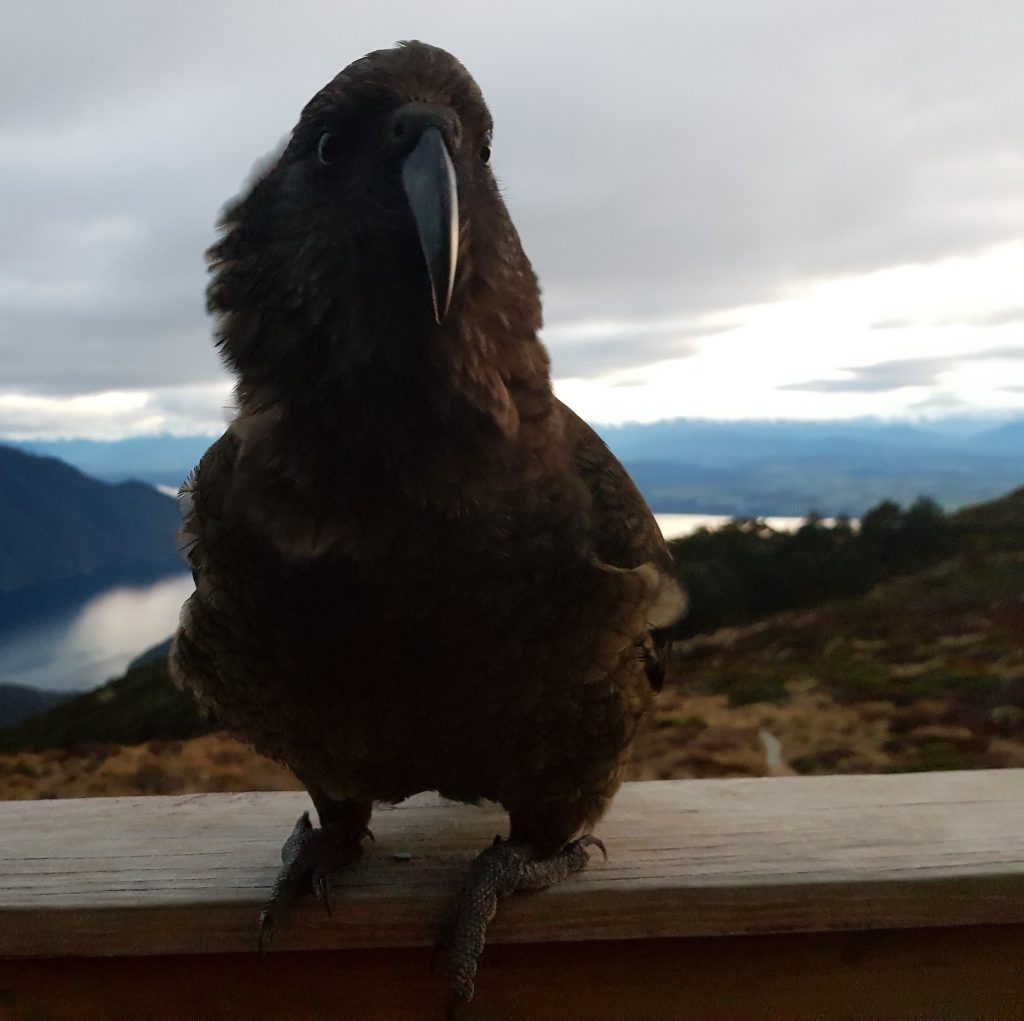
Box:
179;515;654;807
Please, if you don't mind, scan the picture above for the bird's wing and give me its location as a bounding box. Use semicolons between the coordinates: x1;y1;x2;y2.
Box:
561;401;685;689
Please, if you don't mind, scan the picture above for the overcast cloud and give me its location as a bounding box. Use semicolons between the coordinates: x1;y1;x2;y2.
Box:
1;0;1022;436
783;347;1024;394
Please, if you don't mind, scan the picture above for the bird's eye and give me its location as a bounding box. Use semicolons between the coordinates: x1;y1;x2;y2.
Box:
479;138;492;165
317;132;339;166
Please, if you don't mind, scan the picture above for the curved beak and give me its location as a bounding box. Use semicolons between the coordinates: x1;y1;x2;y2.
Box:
401;126;458;324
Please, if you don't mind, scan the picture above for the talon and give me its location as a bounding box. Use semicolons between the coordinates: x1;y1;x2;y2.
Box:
314;870;333;916
256;804;369;945
579;833;608;860
362;827;375;843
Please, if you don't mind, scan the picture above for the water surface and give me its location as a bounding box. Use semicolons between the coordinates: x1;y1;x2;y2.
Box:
654;512;812;539
0;572;194;692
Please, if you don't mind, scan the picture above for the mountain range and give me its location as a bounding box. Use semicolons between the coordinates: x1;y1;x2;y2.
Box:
15;415;1024;516
0;445;181;593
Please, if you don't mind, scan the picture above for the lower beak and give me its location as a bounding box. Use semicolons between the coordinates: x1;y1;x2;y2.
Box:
401;127;459;324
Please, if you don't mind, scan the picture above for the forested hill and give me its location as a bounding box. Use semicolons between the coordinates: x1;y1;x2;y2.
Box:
0;445;181;593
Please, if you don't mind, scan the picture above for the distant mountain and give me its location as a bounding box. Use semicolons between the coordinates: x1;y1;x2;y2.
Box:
0;445;182;593
15;435;216;490
11;416;1024;517
597;416;1024;516
597;416;1003;464
0;655;212;754
0;684;72;730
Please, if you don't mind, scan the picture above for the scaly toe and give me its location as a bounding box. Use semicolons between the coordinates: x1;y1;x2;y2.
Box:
439;834;601;1009
256;811;367;946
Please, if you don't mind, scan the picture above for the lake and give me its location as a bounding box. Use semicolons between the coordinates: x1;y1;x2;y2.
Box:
0;571;194;693
654;512;812;539
0;512;810;695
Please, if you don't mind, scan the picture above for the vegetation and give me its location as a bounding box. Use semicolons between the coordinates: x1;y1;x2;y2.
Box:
666;494;1012;635
0;732;298;800
0;657;214;754
631;549;1024;780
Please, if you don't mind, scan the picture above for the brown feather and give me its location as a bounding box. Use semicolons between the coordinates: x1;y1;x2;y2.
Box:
170;41;685;851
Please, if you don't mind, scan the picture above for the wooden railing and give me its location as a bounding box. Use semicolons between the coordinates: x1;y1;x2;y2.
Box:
2;770;1023;1019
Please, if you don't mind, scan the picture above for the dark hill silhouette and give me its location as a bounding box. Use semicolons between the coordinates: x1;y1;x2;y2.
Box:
0;684;72;729
0;656;212;753
0;445;181;593
954;486;1024;531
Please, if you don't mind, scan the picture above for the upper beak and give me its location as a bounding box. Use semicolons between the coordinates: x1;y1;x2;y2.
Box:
401;126;458;324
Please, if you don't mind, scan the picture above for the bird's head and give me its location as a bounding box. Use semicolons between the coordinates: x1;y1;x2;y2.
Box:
209;42;546;436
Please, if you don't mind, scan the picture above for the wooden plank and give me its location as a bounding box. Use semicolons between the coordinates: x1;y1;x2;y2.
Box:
3;926;1024;1020
1;772;1023;958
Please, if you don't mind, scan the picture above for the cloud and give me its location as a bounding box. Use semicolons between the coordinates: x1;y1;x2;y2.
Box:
2;1;1024;433
544;317;714;378
0;383;232;440
873;307;1024;331
781;358;951;394
907;391;981;416
782;347;1024;395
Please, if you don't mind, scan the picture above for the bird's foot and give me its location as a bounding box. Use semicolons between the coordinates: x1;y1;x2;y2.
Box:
436;833;605;1015
257;811;371;950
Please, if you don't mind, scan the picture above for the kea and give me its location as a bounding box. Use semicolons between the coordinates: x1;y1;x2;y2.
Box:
170;40;685;1011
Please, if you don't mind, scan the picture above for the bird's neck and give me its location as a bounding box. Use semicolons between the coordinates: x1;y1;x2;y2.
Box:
231;318;561;512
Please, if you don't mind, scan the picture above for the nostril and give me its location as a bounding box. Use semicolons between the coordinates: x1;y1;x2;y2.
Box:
392;120;406;139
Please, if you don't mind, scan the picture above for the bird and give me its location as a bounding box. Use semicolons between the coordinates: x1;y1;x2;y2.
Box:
170;40;685;1012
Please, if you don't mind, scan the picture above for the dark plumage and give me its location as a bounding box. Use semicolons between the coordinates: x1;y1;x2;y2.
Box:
170;41;685;1011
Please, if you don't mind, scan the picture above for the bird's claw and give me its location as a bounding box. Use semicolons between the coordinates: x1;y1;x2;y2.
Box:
313;868;333;916
578;832;608;860
256;909;274;953
436;832;603;1011
256;811;368;947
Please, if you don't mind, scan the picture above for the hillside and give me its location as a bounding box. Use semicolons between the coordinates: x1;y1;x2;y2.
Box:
1;486;1021;797
630;550;1024;779
0;445;182;592
0;656;213;754
0;731;298;800
953;486;1024;549
0;684;71;729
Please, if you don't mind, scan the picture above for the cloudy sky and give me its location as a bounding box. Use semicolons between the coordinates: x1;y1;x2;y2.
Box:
2;0;1022;439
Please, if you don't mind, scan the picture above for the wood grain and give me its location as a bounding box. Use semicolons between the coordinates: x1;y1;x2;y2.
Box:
1;772;1023;959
